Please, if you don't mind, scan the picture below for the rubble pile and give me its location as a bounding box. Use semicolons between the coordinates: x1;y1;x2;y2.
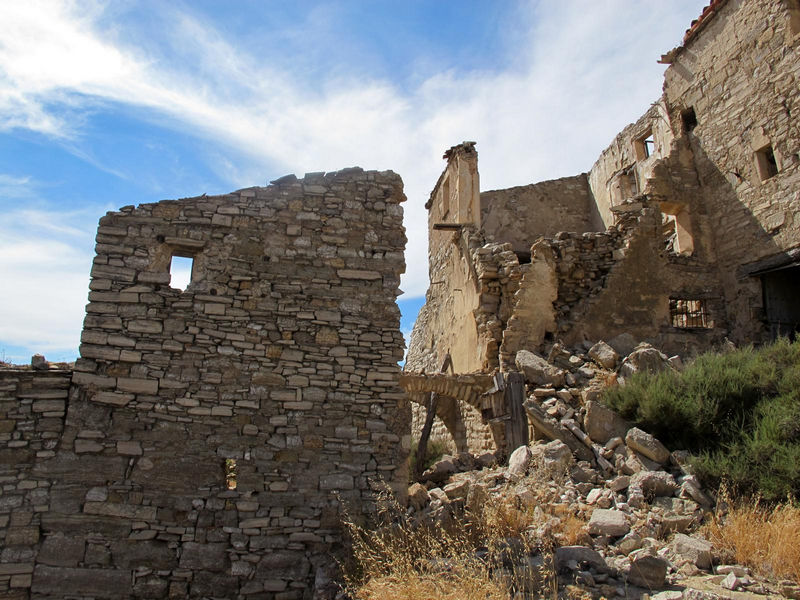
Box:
407;339;792;599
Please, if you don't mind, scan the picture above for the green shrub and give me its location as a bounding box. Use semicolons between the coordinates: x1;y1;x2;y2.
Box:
602;338;800;501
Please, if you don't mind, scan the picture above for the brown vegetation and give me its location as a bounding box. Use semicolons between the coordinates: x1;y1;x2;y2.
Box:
704;493;800;584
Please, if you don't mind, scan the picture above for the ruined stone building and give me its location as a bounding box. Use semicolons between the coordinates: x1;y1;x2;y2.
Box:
0;169;408;598
406;0;800;453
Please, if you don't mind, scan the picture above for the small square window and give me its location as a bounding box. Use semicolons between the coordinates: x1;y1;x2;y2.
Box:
755;145;779;181
170;255;194;290
669;298;711;329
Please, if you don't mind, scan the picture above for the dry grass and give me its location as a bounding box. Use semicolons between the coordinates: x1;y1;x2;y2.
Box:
340;472;589;599
703;493;800;584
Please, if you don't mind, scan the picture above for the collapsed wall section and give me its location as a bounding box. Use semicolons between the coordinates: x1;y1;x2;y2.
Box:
2;168;408;599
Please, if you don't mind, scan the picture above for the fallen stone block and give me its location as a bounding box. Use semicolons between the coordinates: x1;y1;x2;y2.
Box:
584;400;629;444
408;483;430;511
555;546;609;573
626;427;670;464
508;445;532;478
587;509;630;537
589;341;619;370
670;533;713;570
630;470;678;498
516;350;565;387
627;553;668;589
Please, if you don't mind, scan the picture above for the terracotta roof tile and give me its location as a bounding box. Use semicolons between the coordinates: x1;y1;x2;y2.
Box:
683;0;729;44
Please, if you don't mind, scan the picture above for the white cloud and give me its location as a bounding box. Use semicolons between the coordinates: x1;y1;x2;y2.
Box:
0;0;708;357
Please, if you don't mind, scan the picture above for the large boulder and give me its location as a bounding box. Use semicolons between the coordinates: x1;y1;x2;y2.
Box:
516;350;565;387
584;401;629;444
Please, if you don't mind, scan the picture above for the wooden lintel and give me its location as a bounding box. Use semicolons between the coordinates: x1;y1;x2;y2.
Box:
432;223;463;231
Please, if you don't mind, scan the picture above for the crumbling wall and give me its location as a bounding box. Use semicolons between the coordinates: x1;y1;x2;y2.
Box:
480;174;603;253
662;0;800;343
588;102;676;228
0;168;408;599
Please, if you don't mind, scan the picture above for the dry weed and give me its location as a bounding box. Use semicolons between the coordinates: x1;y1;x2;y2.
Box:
703;492;800;584
340;487;559;599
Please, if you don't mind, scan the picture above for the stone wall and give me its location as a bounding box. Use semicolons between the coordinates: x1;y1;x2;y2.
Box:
588;103;676;228
480;174;603;254
0;369;70;596
0;168;408;599
662;0;800;342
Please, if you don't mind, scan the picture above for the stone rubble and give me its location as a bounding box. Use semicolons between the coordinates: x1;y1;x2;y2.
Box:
406;339;791;599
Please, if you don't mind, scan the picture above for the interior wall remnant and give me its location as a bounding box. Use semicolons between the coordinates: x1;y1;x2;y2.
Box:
480;174;603;252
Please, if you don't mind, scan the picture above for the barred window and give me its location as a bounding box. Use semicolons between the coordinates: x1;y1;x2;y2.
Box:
670;299;711;329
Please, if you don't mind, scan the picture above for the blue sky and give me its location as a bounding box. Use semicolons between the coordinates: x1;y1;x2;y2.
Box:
0;0;707;364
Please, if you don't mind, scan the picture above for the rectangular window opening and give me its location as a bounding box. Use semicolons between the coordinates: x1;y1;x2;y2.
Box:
169;255;194;290
441;176;451;218
670;298;711;329
225;458;237;490
634;129;656;160
755;145;779;181
681;107;698;132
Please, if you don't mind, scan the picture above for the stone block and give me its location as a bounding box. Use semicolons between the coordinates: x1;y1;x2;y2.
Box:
32;565;129;596
584;401;629;444
38;534;85;567
116;377;158;394
179;542;228;572
625;427;670;464
116;440;142;456
588;340;620;369
670;533;712;569
630;470;677;498
627;553;668;588
319;473;354;490
515;350;565;387
587;509;630;537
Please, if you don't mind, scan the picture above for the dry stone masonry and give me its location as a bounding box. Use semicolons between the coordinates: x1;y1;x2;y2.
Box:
0;168;408;599
407;0;800;459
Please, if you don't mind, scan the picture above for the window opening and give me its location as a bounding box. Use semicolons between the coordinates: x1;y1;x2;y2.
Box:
514;251;532;264
755;145;779;181
634;129;656;160
441;176;450;218
169;255;193;290
669;298;711;329
225;458;237;490
681;107;698;132
662;209;694;256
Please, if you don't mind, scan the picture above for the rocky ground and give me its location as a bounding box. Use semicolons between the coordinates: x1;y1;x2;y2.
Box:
405;338;799;599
